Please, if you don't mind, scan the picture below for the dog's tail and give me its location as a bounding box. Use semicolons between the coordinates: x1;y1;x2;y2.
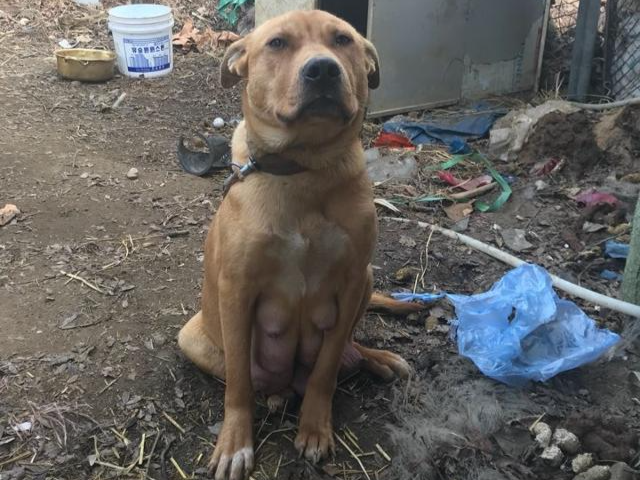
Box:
368;292;426;314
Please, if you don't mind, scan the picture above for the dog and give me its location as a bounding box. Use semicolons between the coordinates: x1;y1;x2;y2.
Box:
177;10;421;480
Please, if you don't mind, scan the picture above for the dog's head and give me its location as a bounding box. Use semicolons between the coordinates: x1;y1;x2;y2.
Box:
220;10;379;144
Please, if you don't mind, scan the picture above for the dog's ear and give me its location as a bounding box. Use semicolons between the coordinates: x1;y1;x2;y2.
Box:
363;39;380;90
220;38;249;88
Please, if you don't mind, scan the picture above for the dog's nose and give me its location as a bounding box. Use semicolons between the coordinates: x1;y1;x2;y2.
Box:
301;57;341;86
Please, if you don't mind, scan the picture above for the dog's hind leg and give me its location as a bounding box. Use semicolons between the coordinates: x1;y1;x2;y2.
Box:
177;310;226;379
352;343;412;380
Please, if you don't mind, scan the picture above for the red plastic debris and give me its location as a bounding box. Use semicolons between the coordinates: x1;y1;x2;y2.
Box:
438;171;462;186
459;174;492;191
373;132;414;149
438;172;492;191
530;157;565;176
574;189;620;207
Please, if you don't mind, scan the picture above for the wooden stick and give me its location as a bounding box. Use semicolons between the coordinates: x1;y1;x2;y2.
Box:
255;427;294;454
381;216;640;318
170;457;188;479
138;432;146;466
98;375;121;394
162;412;186;434
335;433;371;480
528;412;546;432
145;430;163;478
111;92;127;109
0;450;31;468
375;443;391;462
449;182;496;200
59;270;104;294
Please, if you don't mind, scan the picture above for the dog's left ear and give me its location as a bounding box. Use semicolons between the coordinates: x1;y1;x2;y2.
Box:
220;38;249;88
363;39;380;90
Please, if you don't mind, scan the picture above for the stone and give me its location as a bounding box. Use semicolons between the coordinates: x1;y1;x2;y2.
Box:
574;465;611;480
572;453;594;474
541;445;564;467
213;117;225;128
501;228;534;252
533;422;552;448
126;168;139;179
151;332;167;347
553;428;580;455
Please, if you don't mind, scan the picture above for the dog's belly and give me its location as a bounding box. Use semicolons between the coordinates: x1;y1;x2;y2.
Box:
249;218;363;395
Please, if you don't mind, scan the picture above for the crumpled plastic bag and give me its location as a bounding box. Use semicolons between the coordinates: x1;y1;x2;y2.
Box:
448;264;621;386
488;100;579;161
604;240;629;259
391;292;445;303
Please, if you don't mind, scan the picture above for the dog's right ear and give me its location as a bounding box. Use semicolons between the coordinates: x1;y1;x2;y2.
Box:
220;38;249;88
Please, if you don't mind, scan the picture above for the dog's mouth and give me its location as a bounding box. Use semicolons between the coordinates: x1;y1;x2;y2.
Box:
278;94;352;124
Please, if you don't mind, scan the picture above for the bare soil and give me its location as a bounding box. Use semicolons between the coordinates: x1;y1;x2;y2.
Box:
1;2;640;480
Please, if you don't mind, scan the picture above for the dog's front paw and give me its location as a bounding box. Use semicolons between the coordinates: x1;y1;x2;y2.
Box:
209;415;254;480
294;415;335;463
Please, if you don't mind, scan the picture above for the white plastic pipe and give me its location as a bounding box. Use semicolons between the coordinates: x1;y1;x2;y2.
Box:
381;216;640;318
570;96;640;110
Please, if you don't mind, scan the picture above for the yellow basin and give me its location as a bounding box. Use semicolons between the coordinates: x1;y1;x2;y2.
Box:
55;48;116;82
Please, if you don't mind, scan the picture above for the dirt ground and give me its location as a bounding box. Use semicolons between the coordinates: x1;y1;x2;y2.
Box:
1;2;640;480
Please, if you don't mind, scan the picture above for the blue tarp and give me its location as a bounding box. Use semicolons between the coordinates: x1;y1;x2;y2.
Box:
382;103;506;153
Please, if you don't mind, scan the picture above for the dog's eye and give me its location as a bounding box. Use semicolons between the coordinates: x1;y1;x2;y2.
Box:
335;34;353;46
267;37;286;50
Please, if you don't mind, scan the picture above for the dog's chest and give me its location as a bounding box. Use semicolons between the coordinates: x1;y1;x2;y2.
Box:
265;215;350;296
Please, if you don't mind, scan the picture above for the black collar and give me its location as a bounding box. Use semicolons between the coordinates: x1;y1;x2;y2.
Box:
222;154;308;196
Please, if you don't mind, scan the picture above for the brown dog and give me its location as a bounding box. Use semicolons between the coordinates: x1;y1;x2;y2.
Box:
178;10;418;480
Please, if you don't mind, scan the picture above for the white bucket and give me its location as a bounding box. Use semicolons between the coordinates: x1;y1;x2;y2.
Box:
108;4;174;78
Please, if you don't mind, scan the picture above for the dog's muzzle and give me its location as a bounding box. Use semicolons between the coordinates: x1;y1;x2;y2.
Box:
294;56;348;120
301;57;342;91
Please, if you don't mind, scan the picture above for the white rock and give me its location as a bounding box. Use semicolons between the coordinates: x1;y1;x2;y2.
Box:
535;180;548;191
126;168;139;180
572;453;594;474
12;421;32;432
574;465;611;480
533;422;552;447
541;445;564;467
213;117;225;128
553;428;581;454
80;172;89;179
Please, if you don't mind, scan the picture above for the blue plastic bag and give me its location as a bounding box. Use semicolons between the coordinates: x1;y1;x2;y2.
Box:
391;292;445;303
604;240;629;259
600;269;623;281
448;264;621;386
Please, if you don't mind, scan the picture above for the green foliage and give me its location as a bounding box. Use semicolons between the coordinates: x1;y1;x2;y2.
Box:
217;0;252;26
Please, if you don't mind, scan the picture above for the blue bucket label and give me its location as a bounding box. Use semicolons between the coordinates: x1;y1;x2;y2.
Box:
123;35;171;72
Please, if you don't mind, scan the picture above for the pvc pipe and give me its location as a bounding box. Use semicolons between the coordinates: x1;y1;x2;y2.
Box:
381;217;640;318
571;96;640;110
